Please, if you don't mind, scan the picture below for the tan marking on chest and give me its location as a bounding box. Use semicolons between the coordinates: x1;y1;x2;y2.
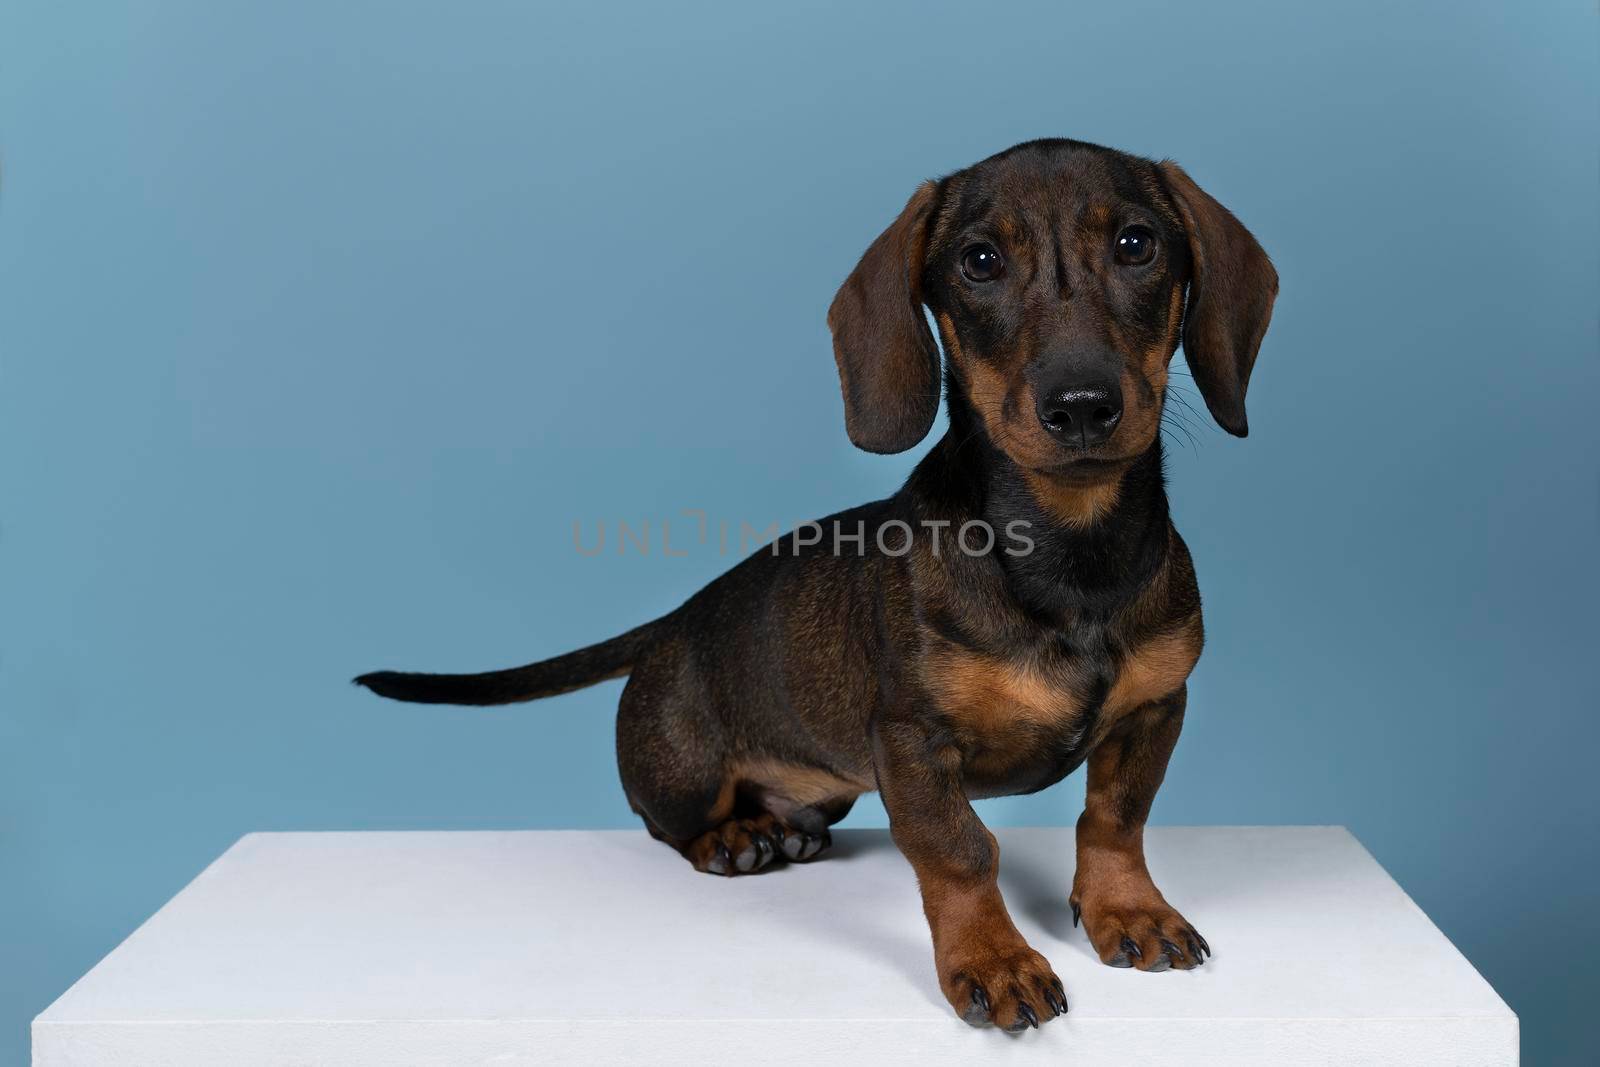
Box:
1104;618;1203;717
926;649;1081;734
1021;471;1122;529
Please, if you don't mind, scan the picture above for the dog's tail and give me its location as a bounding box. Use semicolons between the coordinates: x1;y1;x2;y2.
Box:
353;617;662;706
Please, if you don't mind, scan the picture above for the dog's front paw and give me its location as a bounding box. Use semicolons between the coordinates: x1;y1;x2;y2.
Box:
940;941;1067;1032
1071;893;1209;971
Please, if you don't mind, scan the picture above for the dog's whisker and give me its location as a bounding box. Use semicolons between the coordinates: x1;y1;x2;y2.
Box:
1159;406;1202;454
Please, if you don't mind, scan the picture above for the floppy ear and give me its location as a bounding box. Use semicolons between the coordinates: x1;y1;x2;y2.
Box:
1159;162;1279;437
827;181;941;454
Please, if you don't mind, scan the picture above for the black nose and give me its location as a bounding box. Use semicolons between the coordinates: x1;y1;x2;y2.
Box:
1036;381;1123;447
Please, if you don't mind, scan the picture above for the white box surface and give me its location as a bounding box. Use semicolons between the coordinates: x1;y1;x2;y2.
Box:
33;826;1516;1065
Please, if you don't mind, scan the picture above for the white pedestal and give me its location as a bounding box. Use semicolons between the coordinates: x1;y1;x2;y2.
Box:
33;827;1516;1065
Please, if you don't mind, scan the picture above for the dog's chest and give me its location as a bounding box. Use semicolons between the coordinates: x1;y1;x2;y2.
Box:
923;618;1200;796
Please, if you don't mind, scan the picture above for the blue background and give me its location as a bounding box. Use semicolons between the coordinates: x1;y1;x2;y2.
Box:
2;1;1596;1061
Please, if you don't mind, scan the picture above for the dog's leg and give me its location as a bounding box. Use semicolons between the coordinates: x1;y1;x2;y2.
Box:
875;720;1067;1031
1069;686;1210;970
616;668;841;876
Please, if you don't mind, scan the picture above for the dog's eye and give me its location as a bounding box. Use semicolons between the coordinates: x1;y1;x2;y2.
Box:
1114;226;1157;266
960;244;1005;283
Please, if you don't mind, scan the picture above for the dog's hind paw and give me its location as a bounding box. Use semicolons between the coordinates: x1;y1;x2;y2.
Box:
774;823;831;862
682;814;830;876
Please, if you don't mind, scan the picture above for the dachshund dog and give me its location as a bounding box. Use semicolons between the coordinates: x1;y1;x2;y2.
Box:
357;138;1278;1032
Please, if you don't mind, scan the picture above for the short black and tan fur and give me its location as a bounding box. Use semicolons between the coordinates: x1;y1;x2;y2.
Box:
358;138;1277;1033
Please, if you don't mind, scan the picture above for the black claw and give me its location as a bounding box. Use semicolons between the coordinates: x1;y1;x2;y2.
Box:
1052;976;1068;1009
1017;1001;1039;1029
973;984;991;1014
1121;935;1143;960
1160;938;1185;962
1186;937;1204;964
1071;901;1081;928
714;843;733;876
754;833;775;865
1043;988;1066;1016
1193;930;1212;958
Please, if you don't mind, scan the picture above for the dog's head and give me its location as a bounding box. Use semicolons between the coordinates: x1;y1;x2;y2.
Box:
828;139;1278;482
